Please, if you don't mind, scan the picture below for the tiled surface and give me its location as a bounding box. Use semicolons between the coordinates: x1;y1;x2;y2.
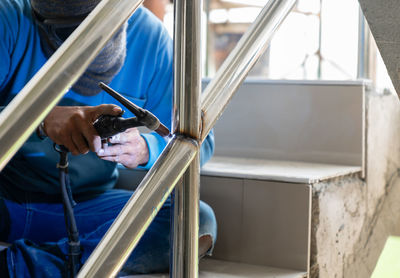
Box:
200;176;243;262
125;259;306;278
210;80;364;167
199;259;306;278
202;156;362;184
241;180;310;270
116;157;362;190
200;176;311;271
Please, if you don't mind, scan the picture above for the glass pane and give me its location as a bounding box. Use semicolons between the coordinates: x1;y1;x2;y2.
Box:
268;12;320;79
202;0;361;81
320;0;359;80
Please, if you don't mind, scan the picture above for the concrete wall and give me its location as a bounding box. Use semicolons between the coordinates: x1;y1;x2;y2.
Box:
310;90;400;277
358;0;400;99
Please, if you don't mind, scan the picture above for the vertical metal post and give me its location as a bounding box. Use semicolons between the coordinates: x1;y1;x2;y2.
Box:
357;6;373;80
172;0;202;277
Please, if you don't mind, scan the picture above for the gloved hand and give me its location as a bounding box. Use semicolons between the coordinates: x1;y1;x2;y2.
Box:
43;104;123;155
96;127;149;169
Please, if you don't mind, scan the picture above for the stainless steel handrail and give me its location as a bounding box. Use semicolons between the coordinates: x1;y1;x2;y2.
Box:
0;0;296;276
79;1;296;276
171;0;202;276
0;0;143;170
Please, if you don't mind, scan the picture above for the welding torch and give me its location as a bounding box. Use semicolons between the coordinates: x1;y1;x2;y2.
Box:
94;82;170;139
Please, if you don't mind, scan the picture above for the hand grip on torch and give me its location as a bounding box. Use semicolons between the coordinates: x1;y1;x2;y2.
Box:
94;82;170;139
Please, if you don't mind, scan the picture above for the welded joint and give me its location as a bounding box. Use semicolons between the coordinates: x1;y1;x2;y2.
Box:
173;134;200;151
199;109;207;143
173;112;204;147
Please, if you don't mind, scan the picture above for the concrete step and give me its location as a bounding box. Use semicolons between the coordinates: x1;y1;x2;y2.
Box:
125;259;306;278
202;156;362;184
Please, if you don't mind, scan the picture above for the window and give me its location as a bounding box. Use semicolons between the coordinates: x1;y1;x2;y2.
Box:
160;0;394;91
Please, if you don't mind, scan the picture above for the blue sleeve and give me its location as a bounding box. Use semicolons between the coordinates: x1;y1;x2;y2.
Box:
137;34;214;169
137;35;172;170
200;129;214;166
0;1;15;90
141;130;215;168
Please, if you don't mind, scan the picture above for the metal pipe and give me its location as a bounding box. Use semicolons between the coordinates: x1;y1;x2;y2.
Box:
173;0;202;136
171;156;200;278
0;0;143;171
357;6;371;79
77;136;199;278
172;0;202;276
200;0;296;142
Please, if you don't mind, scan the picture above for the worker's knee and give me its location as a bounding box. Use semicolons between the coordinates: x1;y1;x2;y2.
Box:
199;201;217;256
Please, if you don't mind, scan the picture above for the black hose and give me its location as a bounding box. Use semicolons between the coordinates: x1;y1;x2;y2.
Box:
57;148;81;277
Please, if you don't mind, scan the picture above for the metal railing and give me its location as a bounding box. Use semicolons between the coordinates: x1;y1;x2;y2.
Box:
171;1;202;276
0;0;296;277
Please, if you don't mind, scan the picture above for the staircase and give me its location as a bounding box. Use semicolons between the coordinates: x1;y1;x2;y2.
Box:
117;78;400;278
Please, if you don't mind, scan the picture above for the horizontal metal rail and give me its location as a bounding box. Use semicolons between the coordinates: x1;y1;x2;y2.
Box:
200;0;297;142
0;0;143;170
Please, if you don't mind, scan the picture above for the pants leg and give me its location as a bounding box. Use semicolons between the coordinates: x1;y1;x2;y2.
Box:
0;189;217;277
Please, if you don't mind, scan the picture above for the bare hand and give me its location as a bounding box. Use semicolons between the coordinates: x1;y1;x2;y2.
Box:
44;105;123;155
97;128;149;169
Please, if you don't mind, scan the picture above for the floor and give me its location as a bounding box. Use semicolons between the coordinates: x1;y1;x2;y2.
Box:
126;259;306;278
0;247;306;277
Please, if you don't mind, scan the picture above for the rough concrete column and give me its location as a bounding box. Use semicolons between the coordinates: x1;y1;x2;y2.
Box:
310;89;400;278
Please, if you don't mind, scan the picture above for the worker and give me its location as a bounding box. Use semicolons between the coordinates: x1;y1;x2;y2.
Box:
143;0;170;20
0;0;217;276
